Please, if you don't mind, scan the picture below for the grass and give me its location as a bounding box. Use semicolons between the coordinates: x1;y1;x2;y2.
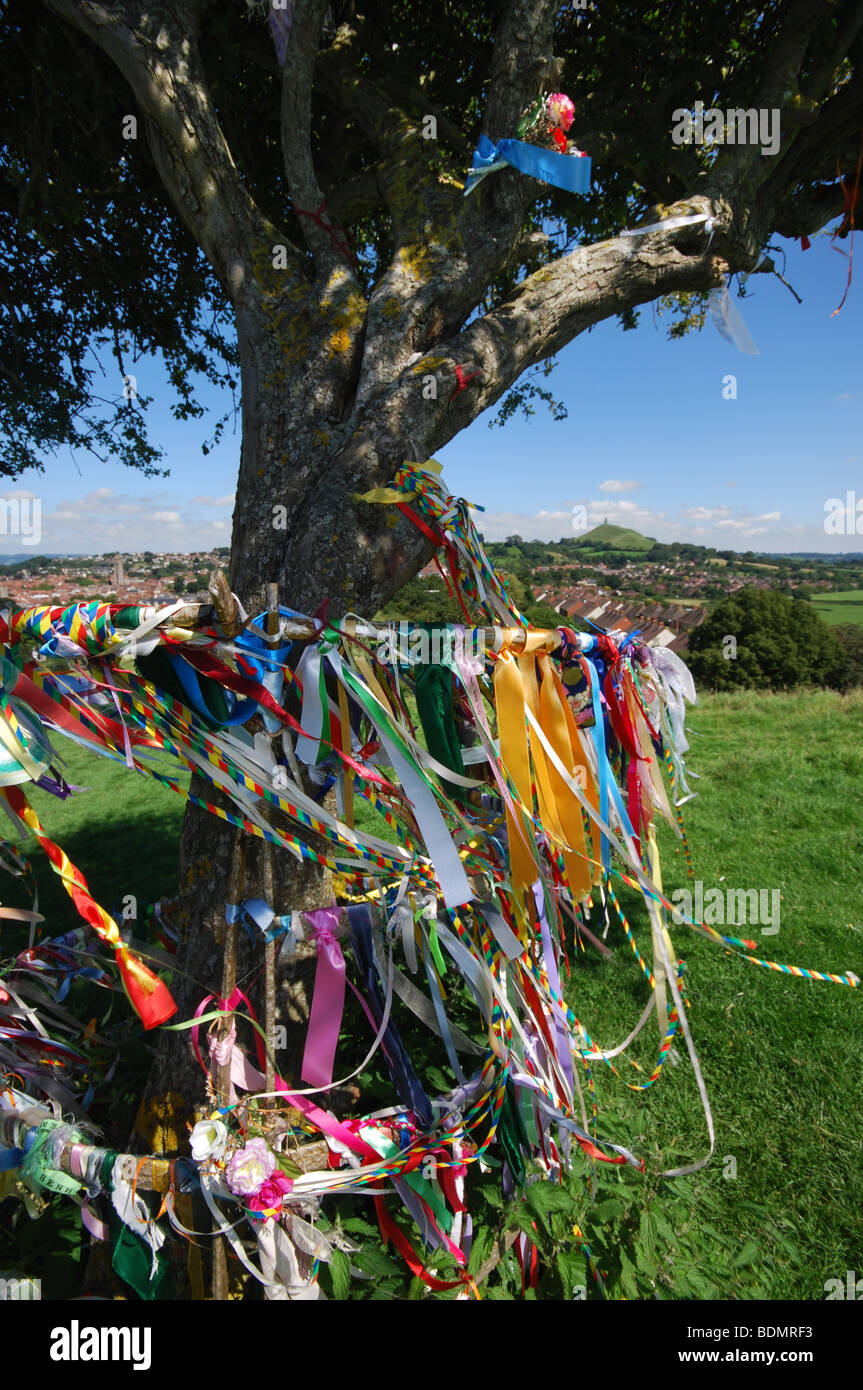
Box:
569;688;863;1298
3;742;189;931
811;589;863;627
2;690;862;1298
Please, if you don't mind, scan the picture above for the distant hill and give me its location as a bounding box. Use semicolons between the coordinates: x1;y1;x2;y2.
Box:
572;523;656;552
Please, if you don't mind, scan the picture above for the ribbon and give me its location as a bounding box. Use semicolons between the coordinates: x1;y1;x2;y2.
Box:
621;211;713;238
465;133;591;197
708;279;760;354
301;908;347;1089
0;784;176;1030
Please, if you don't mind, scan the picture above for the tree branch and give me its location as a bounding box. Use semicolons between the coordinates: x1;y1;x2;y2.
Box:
422;220;726;448
711;0;839;194
40;0;303;305
484;0;560;139
281;0;352;278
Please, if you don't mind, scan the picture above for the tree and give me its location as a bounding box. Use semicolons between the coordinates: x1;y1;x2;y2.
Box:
831;624;863;691
523;600;563;629
686;588;842;690
3;0;863;1149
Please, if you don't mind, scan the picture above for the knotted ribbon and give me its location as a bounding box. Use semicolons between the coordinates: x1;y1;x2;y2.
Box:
465;133;591;196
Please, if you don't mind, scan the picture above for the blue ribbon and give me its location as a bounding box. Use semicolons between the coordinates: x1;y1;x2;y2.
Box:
466;133;591;197
583;656;611;872
168;651;257;727
236;607;303;734
226;899;290;945
167;604;301;729
348;904;434;1131
582;656;639;867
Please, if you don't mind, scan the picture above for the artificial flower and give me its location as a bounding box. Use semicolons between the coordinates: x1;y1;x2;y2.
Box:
189;1116;229;1162
246;1170;294;1218
546;92;575;131
225;1137;276;1196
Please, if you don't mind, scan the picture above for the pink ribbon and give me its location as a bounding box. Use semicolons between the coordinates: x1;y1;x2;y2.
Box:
189;983;380;1163
301;908;346;1089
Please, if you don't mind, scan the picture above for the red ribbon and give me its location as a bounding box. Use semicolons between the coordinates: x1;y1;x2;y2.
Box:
294;199;358;266
373;1195;478;1296
449;364;483;403
159;637;391;788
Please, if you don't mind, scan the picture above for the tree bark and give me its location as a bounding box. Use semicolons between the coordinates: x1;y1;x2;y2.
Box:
133;288;437;1153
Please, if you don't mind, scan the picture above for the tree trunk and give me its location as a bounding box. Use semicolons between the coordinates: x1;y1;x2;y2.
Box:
133;298;432;1155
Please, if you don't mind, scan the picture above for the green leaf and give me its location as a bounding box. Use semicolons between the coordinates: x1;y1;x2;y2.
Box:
329;1248;351;1301
467;1225;495;1277
354;1245;402;1279
342;1217;379;1238
555;1248;588;1298
524;1180;576;1234
731;1239;760;1269
507;1204;541;1243
593;1198;627;1223
639;1209;657;1259
619;1249;640;1299
369;1278;403;1300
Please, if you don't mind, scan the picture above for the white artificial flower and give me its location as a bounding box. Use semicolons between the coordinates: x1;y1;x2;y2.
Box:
190;1117;229;1162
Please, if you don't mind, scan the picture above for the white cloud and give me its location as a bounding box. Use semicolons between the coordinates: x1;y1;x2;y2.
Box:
477;499;851;553
192;493;236;507
31;489;234;554
598;479;642;494
682;505;732;521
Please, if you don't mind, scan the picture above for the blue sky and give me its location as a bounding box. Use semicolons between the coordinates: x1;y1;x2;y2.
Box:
2;230;860;557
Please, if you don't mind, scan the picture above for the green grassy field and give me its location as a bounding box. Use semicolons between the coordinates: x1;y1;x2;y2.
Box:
2;690;862;1298
811;589;863;627
9;744;190;930
568;688;863;1298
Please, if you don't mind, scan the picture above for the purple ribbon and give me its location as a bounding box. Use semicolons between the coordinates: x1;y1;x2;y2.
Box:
33;774;85;800
268;3;295;66
532;881;574;1095
300;907;346;1089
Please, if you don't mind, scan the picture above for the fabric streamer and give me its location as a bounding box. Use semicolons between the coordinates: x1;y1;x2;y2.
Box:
465;134;591;197
708;279;760;354
0;482;857;1302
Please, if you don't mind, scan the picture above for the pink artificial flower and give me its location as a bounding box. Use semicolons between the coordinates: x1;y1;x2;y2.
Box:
225;1137;275;1196
546;93;575;132
246;1170;295;1218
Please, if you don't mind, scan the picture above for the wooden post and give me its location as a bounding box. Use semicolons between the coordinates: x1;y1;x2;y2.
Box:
263;583;279;1132
212;832;246;1301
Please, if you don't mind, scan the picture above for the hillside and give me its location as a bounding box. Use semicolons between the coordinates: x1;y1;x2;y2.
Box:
572;522;656;551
